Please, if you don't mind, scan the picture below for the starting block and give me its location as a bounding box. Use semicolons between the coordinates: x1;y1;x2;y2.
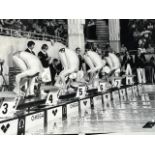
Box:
103;93;112;109
126;75;134;85
98;80;109;92
0;91;23;117
112;89;120;103
76;85;86;98
92;95;103;109
138;84;143;94
132;85;138;97
141;94;151;106
80;98;91;116
119;88;127;102
126;86;133;101
41;85;59;106
110;77;122;88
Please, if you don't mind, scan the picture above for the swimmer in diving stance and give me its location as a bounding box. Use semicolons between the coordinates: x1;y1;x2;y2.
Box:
83;49;105;82
54;47;80;90
13;51;44;96
104;51;121;77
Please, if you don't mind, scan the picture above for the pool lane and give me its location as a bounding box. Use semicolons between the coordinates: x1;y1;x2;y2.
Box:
42;89;155;135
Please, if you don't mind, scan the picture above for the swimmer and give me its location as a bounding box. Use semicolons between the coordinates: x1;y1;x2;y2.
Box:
104;51;121;77
13;51;44;96
53;46;80;90
83;44;105;82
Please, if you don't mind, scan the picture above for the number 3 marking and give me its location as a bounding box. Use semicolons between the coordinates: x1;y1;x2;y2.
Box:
2;103;8;114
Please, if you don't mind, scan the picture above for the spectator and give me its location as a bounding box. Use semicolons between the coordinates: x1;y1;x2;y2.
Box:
146;44;154;53
13;19;23;29
52;58;63;83
86;19;96;39
105;43;114;53
138;47;146;54
38;44;51;67
122;51;134;76
3;19;16;28
25;41;36;55
120;44;127;54
0;19;68;41
145;56;155;83
53;59;62;74
135;49;146;83
38;44;54;84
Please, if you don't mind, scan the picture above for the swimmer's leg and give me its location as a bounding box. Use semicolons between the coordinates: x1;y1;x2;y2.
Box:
55;68;77;90
54;69;66;88
27;77;36;96
13;55;28;95
14;69;39;95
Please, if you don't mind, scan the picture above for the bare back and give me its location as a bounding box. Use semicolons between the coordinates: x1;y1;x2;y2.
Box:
19;51;43;73
87;51;103;68
65;48;79;71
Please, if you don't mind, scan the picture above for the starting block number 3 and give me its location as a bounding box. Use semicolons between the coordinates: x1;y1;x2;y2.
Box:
0;97;20;117
0;103;9;115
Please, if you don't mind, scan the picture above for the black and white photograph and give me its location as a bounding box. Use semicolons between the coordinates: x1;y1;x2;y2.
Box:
0;19;155;135
1;0;155;154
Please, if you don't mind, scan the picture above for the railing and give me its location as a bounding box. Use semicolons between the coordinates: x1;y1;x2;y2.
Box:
0;27;68;45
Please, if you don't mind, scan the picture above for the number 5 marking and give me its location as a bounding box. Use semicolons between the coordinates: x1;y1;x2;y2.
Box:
79;88;83;96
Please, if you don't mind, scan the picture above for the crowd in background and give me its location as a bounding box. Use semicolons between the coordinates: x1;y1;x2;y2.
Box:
0;19;68;39
85;42;155;84
127;19;155;50
1;19;155;86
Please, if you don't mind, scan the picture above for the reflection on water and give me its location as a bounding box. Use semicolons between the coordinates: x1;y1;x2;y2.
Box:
26;88;155;135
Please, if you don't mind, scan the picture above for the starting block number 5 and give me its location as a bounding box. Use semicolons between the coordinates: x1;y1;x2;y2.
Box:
76;86;86;98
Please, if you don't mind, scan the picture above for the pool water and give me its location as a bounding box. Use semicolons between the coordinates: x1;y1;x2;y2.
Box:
27;85;155;135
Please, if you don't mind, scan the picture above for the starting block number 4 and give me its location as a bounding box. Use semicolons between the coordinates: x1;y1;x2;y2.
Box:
76;86;86;98
45;92;58;106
